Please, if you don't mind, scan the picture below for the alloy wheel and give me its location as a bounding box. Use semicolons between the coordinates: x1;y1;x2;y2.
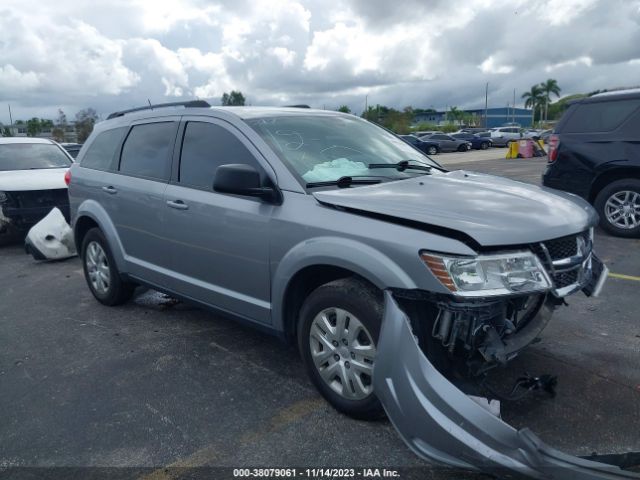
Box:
308;307;376;400
604;190;640;229
85;241;111;294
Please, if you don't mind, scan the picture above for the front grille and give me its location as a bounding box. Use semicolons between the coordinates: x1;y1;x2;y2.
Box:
554;269;579;289
531;230;591;293
12;189;69;208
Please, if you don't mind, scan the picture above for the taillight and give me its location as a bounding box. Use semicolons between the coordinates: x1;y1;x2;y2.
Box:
64;170;71;186
547;134;560;163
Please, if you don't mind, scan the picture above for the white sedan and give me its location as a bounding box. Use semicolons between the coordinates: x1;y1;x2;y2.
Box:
0;137;72;239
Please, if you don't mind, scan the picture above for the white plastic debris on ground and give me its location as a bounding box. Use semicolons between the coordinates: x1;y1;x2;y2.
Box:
25;207;77;260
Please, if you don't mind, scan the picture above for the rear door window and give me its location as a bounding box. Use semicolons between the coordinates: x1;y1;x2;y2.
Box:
563;99;640;133
119;122;176;180
179;121;263;190
81;127;126;171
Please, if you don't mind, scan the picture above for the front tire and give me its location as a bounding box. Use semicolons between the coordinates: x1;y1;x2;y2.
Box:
298;277;384;420
427;145;438;155
594;179;640;237
81;228;136;305
480;142;489;150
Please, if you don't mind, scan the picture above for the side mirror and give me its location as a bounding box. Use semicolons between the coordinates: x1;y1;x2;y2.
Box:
213;164;281;204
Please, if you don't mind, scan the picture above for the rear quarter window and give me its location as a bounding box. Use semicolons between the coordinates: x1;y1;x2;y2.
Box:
562;99;640;133
80;127;126;171
119;122;177;180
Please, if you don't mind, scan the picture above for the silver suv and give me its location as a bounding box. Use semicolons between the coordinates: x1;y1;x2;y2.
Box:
69;101;624;479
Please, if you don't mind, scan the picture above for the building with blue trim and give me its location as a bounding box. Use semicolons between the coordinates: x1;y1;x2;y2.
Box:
413;107;533;128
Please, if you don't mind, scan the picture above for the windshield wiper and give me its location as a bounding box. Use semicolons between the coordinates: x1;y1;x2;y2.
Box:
368;160;432;172
306;176;382;189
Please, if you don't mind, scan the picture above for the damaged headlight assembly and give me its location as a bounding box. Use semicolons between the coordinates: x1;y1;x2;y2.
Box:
421;250;552;296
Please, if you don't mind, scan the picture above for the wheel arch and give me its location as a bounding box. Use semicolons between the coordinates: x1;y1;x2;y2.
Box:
589;166;640;203
73;200;126;271
271;237;418;342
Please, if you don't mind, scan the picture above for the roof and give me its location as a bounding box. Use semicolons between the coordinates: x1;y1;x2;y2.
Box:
0;137;56;145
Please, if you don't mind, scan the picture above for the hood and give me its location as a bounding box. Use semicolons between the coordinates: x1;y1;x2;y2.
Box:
313;170;598;247
0;168;68;192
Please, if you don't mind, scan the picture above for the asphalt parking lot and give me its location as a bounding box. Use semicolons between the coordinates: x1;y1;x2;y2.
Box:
1;150;639;479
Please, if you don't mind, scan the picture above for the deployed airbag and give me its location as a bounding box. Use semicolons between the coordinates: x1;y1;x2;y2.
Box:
24;207;76;260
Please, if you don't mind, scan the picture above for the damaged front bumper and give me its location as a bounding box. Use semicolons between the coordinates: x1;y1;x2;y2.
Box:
373;291;638;479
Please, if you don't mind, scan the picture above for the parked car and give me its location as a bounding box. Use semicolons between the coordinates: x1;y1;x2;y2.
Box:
490;126;524;146
69;101;613;478
458;127;488;134
399;134;440;155
413;130;441;137
421;133;472;152
543;89;640;237
0;137;72;239
60;143;83;159
451;132;492;150
539;129;553;144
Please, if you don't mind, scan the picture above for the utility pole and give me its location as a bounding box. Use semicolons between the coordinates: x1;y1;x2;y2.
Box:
512;89;516;125
484;83;489;128
8;104;13;125
364;94;368;116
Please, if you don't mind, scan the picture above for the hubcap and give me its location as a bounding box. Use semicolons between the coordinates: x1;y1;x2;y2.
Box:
308;307;376;400
605;191;640;229
85;241;111;294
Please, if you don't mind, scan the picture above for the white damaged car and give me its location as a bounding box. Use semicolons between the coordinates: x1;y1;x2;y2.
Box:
0;137;72;247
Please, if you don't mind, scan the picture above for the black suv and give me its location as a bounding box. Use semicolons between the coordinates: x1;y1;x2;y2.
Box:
542;89;640;237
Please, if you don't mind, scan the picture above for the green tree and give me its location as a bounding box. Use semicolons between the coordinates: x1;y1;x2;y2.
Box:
522;85;544;126
446;106;463;125
26;117;42;137
2;127;11;137
75;108;99;143
221;90;246;106
540;78;561;122
52;109;67;142
337;105;351;113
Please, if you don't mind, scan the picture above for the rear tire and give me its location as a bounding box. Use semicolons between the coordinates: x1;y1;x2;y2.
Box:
594;179;640;237
457;144;468;152
81;228;136;305
427;145;438;155
298;277;384;420
480;142;489;150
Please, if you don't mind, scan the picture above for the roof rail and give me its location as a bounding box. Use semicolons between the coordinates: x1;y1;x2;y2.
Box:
284;104;311;108
106;100;211;120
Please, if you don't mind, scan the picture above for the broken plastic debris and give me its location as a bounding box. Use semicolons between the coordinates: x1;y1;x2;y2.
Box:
24;207;76;261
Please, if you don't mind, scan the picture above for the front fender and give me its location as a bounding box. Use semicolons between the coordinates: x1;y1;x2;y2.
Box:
373;291;640;479
74;200;126;272
271;237;417;332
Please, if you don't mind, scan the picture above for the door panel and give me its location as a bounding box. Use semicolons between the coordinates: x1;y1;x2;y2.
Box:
163;118;276;323
163;185;273;322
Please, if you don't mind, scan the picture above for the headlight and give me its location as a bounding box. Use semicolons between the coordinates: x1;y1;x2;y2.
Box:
420;250;552;297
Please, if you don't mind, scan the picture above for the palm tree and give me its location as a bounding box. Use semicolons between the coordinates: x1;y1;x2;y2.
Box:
522;85;544;126
540;78;561;122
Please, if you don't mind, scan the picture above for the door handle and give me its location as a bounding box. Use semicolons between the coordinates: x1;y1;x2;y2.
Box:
102;186;118;194
166;199;189;210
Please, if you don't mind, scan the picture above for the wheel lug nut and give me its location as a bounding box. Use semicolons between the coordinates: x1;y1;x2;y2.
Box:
334;354;340;361
332;341;338;347
345;361;350;369
350;352;355;359
342;339;348;345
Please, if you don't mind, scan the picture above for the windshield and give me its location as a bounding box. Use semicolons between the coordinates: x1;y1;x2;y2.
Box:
0;143;72;171
246;114;440;185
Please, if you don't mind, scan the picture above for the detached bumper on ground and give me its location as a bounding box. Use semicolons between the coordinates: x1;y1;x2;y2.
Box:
373;291;639;480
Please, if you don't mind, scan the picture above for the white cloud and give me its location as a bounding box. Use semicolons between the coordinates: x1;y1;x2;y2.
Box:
0;65;40;92
0;0;639;120
479;56;514;74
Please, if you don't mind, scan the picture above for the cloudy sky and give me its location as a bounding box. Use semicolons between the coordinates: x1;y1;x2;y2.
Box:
1;0;639;122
